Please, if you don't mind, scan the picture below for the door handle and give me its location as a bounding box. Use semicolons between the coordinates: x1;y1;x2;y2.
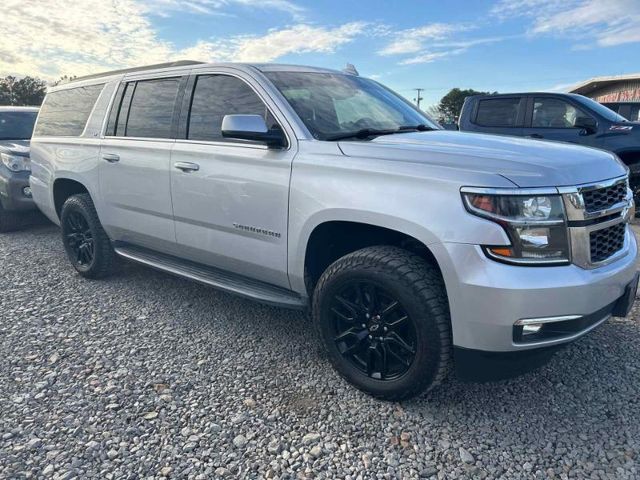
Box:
174;161;200;172
526;134;544;139
102;153;120;163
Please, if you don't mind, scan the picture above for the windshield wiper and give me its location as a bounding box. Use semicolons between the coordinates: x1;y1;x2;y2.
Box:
397;124;434;132
326;128;398;141
326;124;434;141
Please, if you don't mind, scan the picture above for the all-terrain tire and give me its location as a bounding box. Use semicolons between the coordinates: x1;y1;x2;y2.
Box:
60;193;116;279
312;246;452;401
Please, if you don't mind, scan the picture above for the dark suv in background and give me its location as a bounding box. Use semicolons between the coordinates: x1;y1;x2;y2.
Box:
0;106;39;231
459;93;640;201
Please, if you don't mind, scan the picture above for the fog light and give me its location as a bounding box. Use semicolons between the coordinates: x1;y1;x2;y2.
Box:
521;324;543;335
23;186;32;197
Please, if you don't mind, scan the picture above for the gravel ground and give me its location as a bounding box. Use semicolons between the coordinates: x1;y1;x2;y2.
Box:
1;219;639;479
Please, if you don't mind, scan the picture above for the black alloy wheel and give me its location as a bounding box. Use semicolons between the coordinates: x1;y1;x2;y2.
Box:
64;211;95;266
330;281;417;381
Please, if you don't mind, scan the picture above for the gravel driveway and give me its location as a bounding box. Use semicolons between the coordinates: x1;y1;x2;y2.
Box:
1;220;639;479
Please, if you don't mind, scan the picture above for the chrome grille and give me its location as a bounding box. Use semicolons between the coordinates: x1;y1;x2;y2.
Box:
589;223;626;263
582;180;627;213
559;175;632;269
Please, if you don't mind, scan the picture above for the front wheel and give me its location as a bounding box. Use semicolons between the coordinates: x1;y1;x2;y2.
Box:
60;193;116;279
312;246;452;401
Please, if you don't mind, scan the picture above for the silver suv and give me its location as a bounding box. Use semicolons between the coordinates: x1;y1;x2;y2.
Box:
30;61;638;400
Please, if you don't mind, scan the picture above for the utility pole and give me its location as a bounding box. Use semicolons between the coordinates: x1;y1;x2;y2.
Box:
413;88;424;109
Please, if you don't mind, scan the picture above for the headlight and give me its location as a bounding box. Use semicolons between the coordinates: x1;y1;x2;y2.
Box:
0;152;31;172
461;189;570;265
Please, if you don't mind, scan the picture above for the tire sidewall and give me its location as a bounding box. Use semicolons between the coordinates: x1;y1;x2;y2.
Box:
60;196;98;274
315;259;446;399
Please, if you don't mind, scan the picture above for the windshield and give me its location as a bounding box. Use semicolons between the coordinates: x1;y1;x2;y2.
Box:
571;95;627;122
0;111;38;140
264;72;439;140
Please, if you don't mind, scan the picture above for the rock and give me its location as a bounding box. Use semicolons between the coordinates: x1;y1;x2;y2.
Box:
159;466;172;476
309;445;322;458
214;467;229;477
302;433;321;445
244;398;256;408
107;449;119;460
43;464;54;476
233;435;248;448
143;411;158;420
26;438;42;450
459;447;474;464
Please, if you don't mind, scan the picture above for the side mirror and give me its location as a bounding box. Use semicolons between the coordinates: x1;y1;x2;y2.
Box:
221;115;286;148
574;116;597;135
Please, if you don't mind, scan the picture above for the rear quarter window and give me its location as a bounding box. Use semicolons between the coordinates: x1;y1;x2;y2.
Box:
34;84;104;137
475;98;521;127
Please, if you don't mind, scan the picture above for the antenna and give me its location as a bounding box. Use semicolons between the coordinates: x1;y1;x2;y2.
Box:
343;63;359;76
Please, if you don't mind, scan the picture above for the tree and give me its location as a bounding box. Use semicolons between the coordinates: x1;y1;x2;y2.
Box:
434;88;497;123
0;76;47;106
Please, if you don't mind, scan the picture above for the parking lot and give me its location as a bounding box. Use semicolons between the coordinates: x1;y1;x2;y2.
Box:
1;219;639;479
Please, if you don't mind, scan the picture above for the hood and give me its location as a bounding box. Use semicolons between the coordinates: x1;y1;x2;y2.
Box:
338;131;626;188
0;139;31;157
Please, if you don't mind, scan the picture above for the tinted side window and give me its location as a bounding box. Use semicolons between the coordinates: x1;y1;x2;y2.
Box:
188;75;276;142
475;98;520;127
125;78;180;139
532;98;587;128
35;84;104;136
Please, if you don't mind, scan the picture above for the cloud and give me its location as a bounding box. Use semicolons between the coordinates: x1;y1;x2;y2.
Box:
379;23;468;55
492;0;640;47
377;22;502;65
0;0;362;79
399;49;466;65
147;0;306;20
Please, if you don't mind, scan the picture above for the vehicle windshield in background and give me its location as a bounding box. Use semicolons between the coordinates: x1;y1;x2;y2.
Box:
265;72;439;140
571;95;628;123
0;111;38;140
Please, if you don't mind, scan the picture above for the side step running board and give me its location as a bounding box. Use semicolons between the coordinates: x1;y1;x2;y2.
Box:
114;244;307;310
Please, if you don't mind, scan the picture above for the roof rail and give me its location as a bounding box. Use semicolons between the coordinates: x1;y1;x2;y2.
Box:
68;60;204;83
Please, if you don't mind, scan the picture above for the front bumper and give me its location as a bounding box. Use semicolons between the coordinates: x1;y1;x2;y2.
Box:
432;226;638;353
0;168;35;212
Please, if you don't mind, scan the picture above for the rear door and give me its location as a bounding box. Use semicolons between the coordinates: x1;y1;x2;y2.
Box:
99;75;186;253
523;95;600;147
468;96;525;136
169;70;295;288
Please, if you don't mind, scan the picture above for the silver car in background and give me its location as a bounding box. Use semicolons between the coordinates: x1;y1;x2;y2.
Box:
29;61;638;399
0;106;38;231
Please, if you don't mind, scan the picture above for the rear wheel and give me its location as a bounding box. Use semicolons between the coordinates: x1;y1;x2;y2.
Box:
60;193;116;278
312;246;452;401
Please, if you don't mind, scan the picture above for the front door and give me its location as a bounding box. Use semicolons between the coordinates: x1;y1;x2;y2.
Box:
523;96;599;147
99;76;183;252
170;72;295;288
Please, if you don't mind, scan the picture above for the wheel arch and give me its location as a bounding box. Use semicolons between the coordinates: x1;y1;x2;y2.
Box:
52;177;91;220
294;210;444;295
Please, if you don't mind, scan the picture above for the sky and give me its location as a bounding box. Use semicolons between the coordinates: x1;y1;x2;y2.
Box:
2;0;640;108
